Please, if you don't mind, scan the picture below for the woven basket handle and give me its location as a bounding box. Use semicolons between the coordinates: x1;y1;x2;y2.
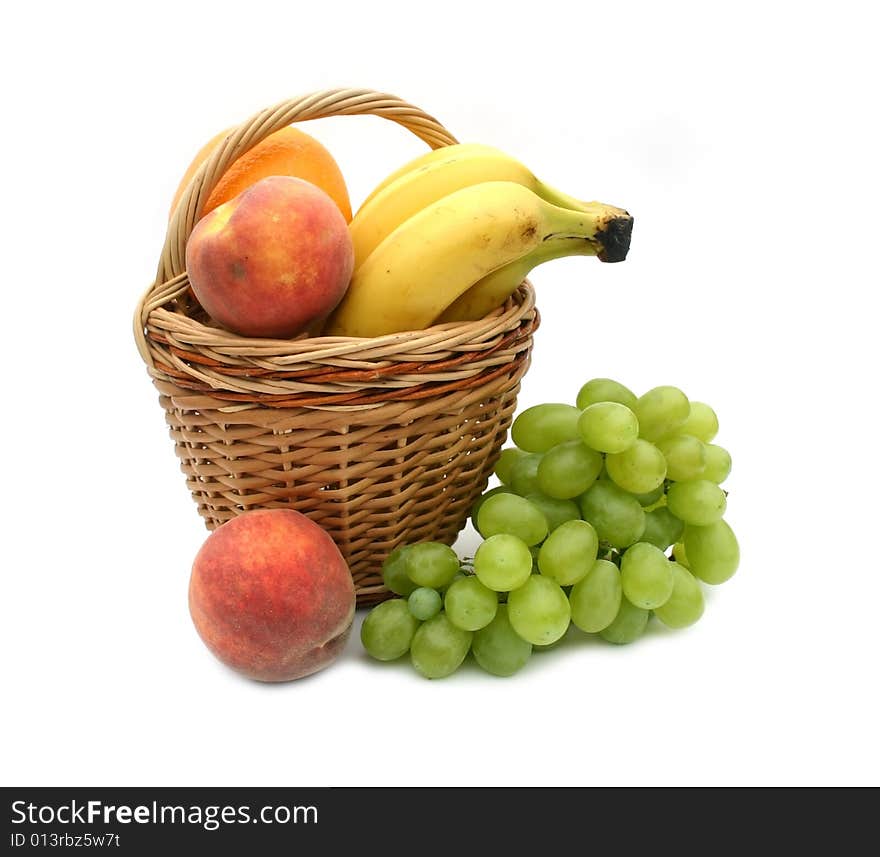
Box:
157;87;459;285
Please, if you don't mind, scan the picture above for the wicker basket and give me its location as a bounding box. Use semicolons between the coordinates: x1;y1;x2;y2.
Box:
134;88;539;604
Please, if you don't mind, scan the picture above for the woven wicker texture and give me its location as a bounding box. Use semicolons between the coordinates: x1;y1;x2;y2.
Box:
134;88;539;603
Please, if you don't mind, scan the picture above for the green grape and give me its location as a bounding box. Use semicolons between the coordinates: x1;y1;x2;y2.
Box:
537;519;599;586
657;434;706;482
654;563;705;628
635;386;690;441
382;545;418;597
536;440;603;499
640;506;684;551
569;558;622;633
524;492;581;533
509;452;543;496
703;444;732;484
444;576;498;631
605;439;667;494
405;542;461;588
494;447;528;485
620;542;674;609
476;493;548;546
599;596;650;644
575;378;638;411
577;402;639;453
674;401;719;443
672;541;689;568
683;520;739;584
471;605;532;676
407;587;442;621
471;486;513;531
474;534;533;592
410;614;473;679
507;575;571;645
632;484;665;507
511;403;582;453
361;599;420;661
579;480;646;549
666;480;727;526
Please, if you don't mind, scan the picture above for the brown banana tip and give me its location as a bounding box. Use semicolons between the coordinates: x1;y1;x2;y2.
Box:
597;215;634;263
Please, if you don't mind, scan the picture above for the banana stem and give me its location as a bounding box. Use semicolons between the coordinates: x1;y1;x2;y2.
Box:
529;235;601;266
538;183;633;263
535;180;611;216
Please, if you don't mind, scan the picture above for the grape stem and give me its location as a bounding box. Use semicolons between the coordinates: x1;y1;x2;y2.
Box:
599;545;621;565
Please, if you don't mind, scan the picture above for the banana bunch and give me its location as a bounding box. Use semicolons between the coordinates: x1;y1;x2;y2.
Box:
323;144;633;337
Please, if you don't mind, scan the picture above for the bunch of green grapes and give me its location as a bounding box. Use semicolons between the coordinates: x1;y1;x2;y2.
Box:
361;378;739;678
360;541;532;679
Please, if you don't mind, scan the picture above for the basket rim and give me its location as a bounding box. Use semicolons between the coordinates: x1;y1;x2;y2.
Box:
139;281;538;407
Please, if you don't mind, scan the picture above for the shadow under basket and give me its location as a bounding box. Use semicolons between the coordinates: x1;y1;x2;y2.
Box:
133;88;539;605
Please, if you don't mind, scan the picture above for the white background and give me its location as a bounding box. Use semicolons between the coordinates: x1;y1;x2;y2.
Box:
3;0;877;787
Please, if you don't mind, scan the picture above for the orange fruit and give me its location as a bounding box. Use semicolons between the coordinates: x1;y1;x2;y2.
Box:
169;125;352;222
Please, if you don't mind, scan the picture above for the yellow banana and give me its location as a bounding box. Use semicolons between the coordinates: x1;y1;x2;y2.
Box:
324;182;633;338
358;143;503;207
350;143;598;270
439;201;632;322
